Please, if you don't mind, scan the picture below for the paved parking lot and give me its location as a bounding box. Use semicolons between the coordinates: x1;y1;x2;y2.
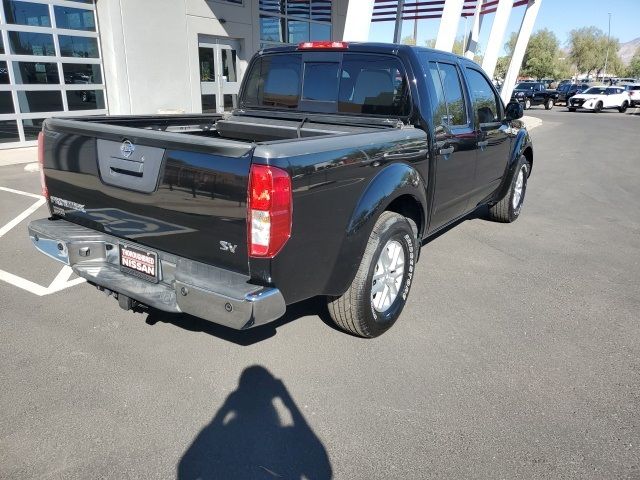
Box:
1;107;639;479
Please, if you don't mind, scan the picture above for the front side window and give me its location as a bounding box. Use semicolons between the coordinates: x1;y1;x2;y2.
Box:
465;68;501;124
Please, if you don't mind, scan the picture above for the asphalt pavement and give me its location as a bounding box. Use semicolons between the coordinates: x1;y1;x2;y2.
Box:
1;107;639;479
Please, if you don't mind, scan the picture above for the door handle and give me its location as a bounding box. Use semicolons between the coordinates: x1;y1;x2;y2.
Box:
477;140;488;150
383;149;428;160
438;146;454;156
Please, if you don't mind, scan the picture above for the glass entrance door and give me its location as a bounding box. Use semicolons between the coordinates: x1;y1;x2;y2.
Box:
199;38;240;113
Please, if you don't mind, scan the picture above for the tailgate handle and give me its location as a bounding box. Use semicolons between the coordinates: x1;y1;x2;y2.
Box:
108;157;144;177
97;139;165;194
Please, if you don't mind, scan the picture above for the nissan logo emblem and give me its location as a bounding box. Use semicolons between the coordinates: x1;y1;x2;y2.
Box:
120;139;135;159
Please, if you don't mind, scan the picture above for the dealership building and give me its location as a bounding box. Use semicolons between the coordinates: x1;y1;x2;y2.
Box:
0;0;539;147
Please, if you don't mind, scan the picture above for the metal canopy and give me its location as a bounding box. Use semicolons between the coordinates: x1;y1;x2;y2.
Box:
372;0;529;22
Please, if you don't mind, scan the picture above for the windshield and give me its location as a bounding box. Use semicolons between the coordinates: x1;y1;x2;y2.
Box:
582;87;607;95
515;82;537;90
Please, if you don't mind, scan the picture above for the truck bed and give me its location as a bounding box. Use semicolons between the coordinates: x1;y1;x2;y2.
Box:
41;113;399;275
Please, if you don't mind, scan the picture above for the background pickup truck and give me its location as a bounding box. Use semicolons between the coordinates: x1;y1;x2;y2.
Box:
29;42;532;338
510;81;559;110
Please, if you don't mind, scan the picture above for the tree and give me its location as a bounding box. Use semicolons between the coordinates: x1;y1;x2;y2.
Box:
627;48;640;78
501;30;565;80
568;26;620;78
495;56;510;80
504;32;518;57
520;29;560;79
401;36;416;46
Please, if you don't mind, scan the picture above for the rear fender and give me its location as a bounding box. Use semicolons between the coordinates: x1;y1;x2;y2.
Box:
324;163;427;296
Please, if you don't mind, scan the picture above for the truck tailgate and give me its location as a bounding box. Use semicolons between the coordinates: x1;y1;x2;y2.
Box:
42;118;253;274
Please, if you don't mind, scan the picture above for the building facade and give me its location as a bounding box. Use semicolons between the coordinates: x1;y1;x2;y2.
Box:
0;0;106;147
95;0;347;118
0;0;539;148
0;0;347;148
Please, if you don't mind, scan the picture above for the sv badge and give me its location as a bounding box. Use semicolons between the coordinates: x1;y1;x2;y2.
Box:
220;241;238;253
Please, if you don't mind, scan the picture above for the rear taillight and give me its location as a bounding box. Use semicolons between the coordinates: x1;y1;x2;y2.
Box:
37;131;48;199
248;164;292;257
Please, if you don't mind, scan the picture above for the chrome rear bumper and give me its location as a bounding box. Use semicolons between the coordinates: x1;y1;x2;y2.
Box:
28;218;286;330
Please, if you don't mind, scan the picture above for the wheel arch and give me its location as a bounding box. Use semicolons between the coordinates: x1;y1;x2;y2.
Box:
323;162;427;296
491;129;533;205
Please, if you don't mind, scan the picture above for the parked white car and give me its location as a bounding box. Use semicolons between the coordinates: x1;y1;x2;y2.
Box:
625;84;640;107
568;86;631;113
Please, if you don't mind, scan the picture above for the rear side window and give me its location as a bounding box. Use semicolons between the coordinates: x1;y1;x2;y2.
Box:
243;54;302;108
242;52;410;117
465;68;501;124
427;62;467;126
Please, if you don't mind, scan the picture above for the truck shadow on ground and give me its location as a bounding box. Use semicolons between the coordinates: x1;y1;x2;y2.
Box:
146;207;491;344
145;297;328;346
177;365;332;480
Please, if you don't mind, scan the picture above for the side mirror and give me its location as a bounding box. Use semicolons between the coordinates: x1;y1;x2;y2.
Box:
505;101;523;121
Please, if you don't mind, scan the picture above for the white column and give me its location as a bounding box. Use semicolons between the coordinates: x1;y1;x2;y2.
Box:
481;0;512;78
500;0;543;104
342;0;376;41
464;0;483;59
434;0;464;52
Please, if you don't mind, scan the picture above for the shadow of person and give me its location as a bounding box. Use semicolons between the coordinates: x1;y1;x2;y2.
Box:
177;366;332;480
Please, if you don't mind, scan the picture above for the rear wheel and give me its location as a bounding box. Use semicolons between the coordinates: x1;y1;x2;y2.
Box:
618;101;628;113
594;101;603;113
544;98;554;110
327;211;417;338
488;156;529;223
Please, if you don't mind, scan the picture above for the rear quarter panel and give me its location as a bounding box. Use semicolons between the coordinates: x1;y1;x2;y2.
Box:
252;128;429;304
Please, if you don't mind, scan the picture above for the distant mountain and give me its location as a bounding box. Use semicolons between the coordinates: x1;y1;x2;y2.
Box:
619;37;640;65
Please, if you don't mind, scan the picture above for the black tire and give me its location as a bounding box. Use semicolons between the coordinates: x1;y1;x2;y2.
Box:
544;98;554;110
488;156;529;223
568;107;576;112
327;211;417;338
594;101;603;113
618;101;628;113
524;98;531;110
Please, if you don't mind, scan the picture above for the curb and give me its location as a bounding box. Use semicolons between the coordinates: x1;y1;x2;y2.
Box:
522;115;542;130
0;147;37;167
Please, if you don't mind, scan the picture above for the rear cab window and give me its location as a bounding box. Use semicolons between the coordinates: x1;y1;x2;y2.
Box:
241;52;411;117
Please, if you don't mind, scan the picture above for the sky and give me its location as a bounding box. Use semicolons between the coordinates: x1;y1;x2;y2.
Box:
368;0;639;54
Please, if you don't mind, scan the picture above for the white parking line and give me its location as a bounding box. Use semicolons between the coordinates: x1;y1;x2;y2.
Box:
0;185;43;200
0;197;46;238
0;187;86;296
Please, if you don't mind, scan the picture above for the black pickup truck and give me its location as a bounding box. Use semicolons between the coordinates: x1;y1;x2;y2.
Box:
29;42;532;338
510;81;559;110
